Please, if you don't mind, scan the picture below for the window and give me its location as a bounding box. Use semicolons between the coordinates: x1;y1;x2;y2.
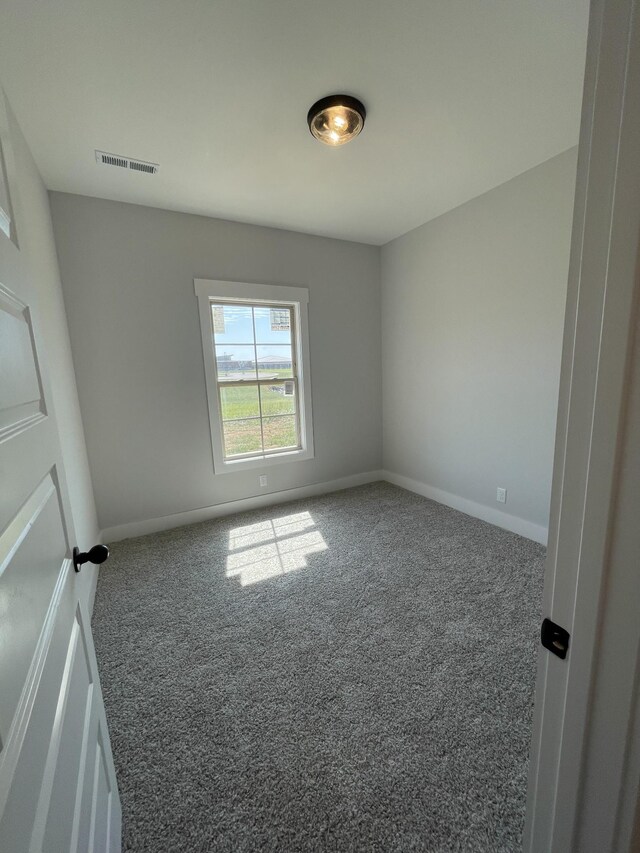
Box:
195;279;314;472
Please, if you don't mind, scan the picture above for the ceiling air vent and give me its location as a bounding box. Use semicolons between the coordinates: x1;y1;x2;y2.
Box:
95;150;159;175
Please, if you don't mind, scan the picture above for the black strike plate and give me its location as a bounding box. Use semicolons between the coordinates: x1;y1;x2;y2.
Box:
541;617;570;660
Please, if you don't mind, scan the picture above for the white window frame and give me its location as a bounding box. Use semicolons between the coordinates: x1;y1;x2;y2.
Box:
194;278;314;473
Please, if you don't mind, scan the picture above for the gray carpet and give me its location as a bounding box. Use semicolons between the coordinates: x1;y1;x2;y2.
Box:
92;482;545;852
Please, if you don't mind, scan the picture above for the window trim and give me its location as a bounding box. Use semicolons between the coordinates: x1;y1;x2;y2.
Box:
194;279;314;473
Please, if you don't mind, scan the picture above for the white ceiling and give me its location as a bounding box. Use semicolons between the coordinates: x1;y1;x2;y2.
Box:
0;0;589;245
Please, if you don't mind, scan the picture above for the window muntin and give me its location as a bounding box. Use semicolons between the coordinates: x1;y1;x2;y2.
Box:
211;301;302;461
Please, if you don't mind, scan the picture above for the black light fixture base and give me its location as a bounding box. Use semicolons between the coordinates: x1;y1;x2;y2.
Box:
307;94;366;131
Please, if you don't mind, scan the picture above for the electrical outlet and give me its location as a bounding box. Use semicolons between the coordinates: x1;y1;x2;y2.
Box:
497;487;507;504
259;475;268;488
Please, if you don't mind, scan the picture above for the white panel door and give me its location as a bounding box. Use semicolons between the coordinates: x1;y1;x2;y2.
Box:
0;96;121;852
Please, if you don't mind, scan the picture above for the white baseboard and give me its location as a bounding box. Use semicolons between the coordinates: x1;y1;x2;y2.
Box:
101;467;547;546
101;470;385;543
381;469;548;545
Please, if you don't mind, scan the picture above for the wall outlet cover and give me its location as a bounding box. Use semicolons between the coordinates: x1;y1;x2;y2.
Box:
259;475;268;487
497;487;507;504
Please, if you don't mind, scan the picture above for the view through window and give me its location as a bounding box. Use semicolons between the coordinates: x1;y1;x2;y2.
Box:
211;302;301;459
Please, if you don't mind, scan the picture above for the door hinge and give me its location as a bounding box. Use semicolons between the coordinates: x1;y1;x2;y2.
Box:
541;618;570;660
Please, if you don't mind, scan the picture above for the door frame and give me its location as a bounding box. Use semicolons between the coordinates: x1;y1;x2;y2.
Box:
524;0;640;849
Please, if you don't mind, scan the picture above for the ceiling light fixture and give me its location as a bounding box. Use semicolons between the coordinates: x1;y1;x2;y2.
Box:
307;95;366;147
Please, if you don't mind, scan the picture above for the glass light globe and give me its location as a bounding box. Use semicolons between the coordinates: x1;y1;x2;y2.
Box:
307;96;366;147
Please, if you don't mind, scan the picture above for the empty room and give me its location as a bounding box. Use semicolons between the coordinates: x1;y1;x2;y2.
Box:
2;0;640;851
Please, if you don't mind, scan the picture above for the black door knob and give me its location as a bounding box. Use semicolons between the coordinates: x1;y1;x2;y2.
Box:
73;544;109;573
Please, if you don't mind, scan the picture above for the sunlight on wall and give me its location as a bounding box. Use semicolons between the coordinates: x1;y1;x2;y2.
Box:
226;511;327;586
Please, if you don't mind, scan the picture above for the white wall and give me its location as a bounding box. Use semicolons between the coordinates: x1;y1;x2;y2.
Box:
48;153;576;543
49;193;382;534
381;149;578;540
2;95;99;606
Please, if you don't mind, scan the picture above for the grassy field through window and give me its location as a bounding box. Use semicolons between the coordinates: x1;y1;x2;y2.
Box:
220;383;298;456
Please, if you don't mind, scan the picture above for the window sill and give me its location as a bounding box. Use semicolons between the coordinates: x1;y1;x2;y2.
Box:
215;447;314;474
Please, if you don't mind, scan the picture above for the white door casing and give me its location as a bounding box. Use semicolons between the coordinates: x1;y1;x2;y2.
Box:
0;91;121;852
524;0;640;849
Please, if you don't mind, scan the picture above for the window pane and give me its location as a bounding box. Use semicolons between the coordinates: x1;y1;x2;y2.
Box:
211;304;254;344
215;345;256;381
256;345;293;378
260;382;296;416
223;420;263;457
220;385;259;420
262;415;298;451
253;306;292;345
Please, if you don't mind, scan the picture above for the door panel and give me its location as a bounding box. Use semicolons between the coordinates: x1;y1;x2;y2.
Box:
0;473;66;733
0;557;121;853
0;565;79;847
75;707;104;853
0;89;120;853
89;734;114;853
0;281;45;442
39;606;116;853
40;616;92;852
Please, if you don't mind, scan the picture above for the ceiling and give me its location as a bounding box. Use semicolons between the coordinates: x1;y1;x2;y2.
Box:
0;0;589;245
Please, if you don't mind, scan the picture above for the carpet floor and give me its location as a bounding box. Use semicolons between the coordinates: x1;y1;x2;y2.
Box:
92;482;545;852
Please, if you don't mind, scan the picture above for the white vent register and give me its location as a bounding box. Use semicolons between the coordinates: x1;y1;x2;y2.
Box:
95;150;159;174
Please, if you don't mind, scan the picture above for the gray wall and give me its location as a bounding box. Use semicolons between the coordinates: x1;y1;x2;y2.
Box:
2;97;99;605
381;149;577;531
50;194;382;531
